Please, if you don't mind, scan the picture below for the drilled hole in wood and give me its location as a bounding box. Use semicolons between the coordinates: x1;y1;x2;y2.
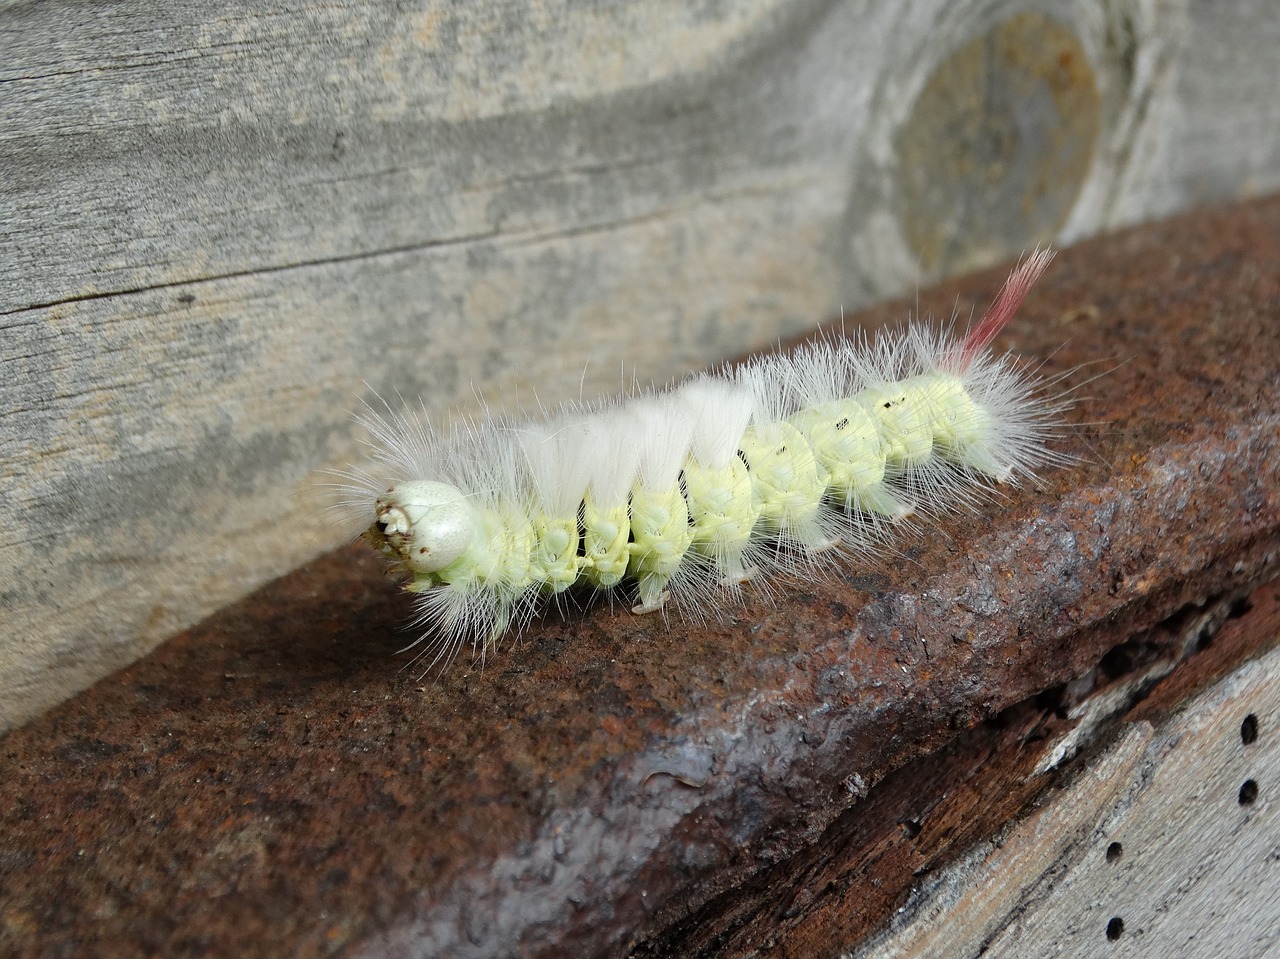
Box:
1106;916;1124;941
1239;779;1259;805
1241;713;1259;745
1105;841;1122;863
900;818;922;840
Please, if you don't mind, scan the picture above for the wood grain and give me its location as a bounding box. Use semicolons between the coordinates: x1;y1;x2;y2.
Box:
848;642;1280;958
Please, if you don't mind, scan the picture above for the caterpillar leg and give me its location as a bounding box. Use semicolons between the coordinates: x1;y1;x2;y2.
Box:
803;533;841;552
631;580;669;614
948;444;1015;483
851;484;915;521
719;561;759;588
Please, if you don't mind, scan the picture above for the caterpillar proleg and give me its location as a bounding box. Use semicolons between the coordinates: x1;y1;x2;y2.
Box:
335;250;1068;669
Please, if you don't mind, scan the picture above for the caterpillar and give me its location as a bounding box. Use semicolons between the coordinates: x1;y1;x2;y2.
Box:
335;250;1068;670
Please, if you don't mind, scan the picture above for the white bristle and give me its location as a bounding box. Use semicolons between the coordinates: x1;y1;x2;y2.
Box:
631;396;696;488
678;376;756;469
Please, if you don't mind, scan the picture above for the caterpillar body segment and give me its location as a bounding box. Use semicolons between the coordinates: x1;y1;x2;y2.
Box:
623;396;696;612
339;251;1064;665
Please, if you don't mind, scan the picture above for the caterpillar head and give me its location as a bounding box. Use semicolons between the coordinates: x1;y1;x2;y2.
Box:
369;480;474;574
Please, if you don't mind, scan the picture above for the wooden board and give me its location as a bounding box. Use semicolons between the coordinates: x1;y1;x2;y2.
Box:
845;640;1280;958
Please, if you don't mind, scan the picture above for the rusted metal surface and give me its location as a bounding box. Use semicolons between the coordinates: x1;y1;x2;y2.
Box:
2;197;1279;959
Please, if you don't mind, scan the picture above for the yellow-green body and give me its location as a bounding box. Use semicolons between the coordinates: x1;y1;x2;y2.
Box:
376;369;1011;639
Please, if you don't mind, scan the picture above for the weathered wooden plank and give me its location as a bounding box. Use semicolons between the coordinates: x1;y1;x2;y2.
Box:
850;637;1280;958
4;0;1280;734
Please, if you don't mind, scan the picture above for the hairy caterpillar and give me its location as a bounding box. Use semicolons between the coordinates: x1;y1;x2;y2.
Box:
335;251;1067;670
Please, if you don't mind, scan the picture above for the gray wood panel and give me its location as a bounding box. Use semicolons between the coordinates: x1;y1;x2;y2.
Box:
847;641;1280;959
